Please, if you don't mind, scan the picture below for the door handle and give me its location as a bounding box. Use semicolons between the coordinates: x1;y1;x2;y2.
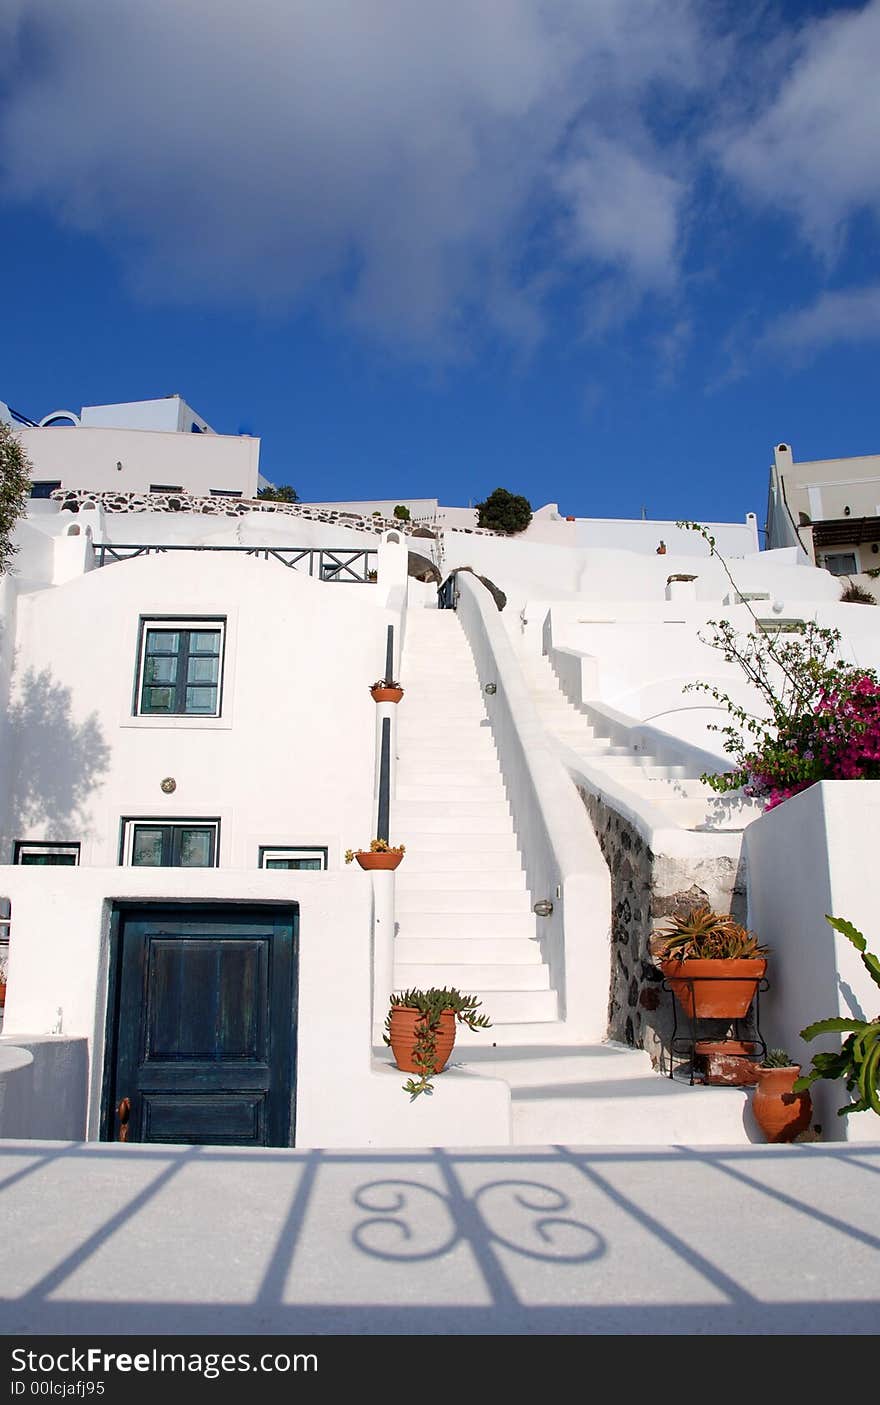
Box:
117;1096;131;1142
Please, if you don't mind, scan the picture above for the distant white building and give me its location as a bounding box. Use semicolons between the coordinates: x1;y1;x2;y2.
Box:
767;441;880;583
1;394;261;500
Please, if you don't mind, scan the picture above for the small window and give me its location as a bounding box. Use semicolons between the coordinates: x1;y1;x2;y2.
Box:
824;553;858;576
14;842;80;866
30;481;62;499
149;484;184;493
135;618;225;716
210;489;242;498
122;820;219;868
259;846;327;871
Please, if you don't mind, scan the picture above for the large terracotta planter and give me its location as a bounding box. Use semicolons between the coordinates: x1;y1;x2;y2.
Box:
661;958;767;1020
388;1006;456;1075
695;1040;760;1087
370;686;404;704
752;1065;813;1142
354;849;404;871
0;980;6;1005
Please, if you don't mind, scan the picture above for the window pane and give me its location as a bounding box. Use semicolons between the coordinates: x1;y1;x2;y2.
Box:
144;656;178;684
187;655;219;684
132;829;164;866
189;631;221;654
142;686;176;713
265;856;322;870
177;829;214;867
146;630;180;654
185;686;217;714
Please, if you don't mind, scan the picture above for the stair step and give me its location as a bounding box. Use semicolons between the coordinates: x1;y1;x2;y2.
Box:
509;1079;750;1145
396;912;536;937
395;963;551;990
398;988;558;1023
396;888;531;914
396;814;515;835
394;936;541;963
401;847;523;870
394;799;511;820
403;831;520;853
396;867;526;890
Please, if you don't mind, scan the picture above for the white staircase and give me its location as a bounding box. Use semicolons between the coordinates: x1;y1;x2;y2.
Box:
394;609;559;1032
515;647;762;832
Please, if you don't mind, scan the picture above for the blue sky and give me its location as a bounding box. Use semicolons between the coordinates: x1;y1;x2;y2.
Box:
1;1;878;530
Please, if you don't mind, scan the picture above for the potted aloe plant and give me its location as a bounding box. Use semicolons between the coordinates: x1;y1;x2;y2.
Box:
650;905;769;1021
752;1048;813;1142
385;988;492;1098
370;678;404;703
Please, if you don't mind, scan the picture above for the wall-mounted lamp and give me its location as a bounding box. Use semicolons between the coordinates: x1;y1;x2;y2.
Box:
532;899;554;917
116;460;123;472
484;682;497;695
844;505;851;516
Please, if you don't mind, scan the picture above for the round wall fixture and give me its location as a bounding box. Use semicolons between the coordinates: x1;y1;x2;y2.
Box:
160;777;177;794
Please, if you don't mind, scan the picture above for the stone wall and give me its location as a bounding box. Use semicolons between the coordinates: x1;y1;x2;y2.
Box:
579;787;748;1068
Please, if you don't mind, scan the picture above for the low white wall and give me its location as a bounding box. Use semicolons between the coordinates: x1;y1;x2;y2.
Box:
574;517;760;557
0;866;509;1148
0;1036;88;1139
745;781;880;1143
454;573;611;1040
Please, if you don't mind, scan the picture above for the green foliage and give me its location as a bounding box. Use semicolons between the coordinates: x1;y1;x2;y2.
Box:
761;1048;794;1068
475;487;532;535
840;582;877;604
794;916;880;1117
392;504;411;522
650;905;768;962
385;988;492;1098
256;484;299;503
0;420;33;575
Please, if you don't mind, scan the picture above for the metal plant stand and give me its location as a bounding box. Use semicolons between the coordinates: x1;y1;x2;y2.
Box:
663;972;770;1085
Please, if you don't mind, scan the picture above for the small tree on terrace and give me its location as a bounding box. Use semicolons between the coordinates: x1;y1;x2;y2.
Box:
475;487;532;535
0;420;33;575
257;483;299;503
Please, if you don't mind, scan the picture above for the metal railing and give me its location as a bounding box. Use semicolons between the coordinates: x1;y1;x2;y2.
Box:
94;542;378;582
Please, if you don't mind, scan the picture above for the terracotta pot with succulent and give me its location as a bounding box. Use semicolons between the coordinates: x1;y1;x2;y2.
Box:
650;905;769;1021
344;839;406;871
370;678;404;703
794;915;880;1122
752;1048;813;1142
385;987;492;1098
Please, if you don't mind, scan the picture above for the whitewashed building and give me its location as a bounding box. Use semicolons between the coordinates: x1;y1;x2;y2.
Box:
0;413;878;1151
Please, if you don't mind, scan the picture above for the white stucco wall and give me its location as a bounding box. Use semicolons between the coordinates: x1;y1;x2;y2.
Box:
744;781;880;1143
17;424;260;498
0;551;391;868
80;396;212;434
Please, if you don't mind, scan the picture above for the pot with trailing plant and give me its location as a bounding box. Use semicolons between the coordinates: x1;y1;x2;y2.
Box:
370;678;404;703
650;905;769;1022
385;987;492;1098
345;839;406;871
752;1048;813;1142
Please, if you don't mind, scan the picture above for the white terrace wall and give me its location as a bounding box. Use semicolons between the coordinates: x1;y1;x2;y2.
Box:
0;867;510;1147
744;781;880;1143
18;424;261;499
0;551;393;868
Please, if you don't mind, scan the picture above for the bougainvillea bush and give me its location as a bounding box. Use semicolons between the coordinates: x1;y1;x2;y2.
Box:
677;521;880;811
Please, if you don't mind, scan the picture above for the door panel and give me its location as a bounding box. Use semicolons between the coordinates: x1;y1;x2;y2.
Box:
109;905;297;1146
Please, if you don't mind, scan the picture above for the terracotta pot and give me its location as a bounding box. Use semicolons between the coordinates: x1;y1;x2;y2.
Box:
388;1006;456;1075
752;1065;813;1143
0;981;6;1005
694;1040;760;1087
370;686;404;704
355;849;403;871
661;958;767;1020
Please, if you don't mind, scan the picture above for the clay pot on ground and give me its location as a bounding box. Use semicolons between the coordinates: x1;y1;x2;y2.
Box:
354;849;404;871
661;958;767;1020
694;1040;760;1087
370;685;404;703
752;1065;813;1142
388;1006;456;1075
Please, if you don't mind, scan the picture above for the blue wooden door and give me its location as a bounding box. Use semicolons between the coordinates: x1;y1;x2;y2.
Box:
108;905;297;1146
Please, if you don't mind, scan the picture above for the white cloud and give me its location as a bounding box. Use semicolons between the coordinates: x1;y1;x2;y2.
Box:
720;0;880;252
765;283;880;352
0;0;710;349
